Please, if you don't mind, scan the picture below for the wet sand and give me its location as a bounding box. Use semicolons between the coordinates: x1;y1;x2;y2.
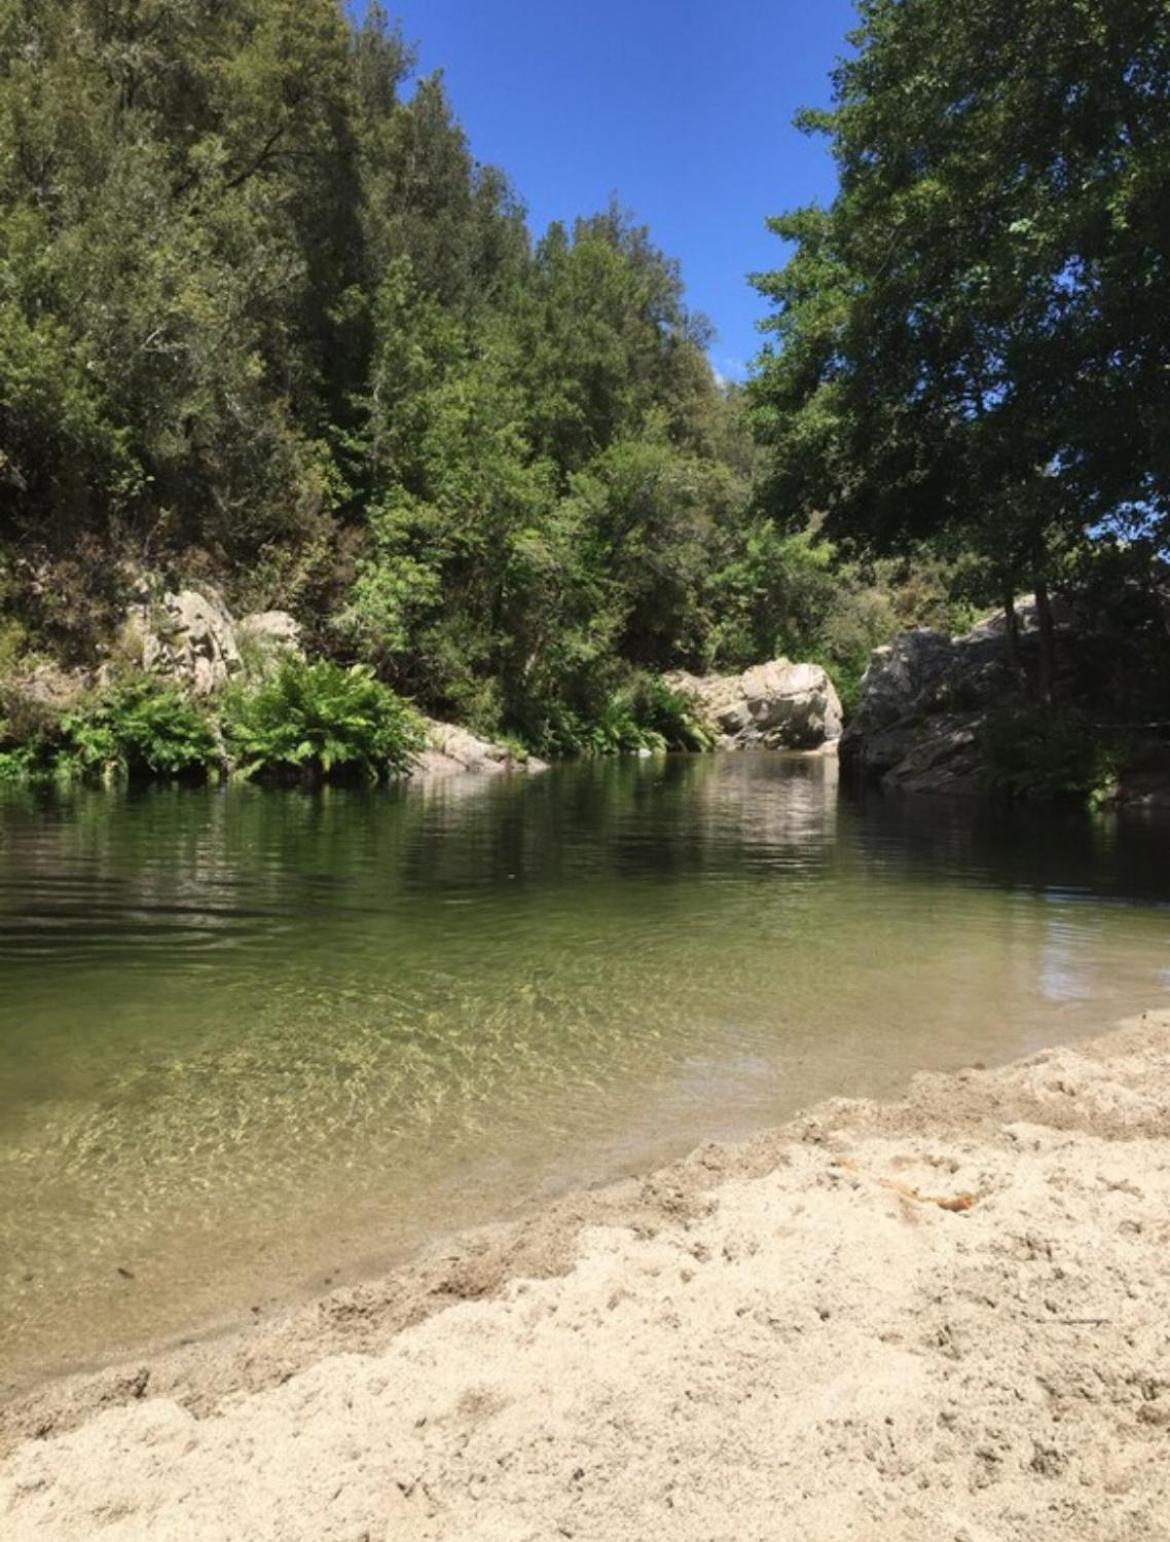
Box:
2;1010;1169;1539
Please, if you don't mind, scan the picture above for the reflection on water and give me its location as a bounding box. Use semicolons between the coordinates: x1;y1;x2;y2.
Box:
0;754;1167;1389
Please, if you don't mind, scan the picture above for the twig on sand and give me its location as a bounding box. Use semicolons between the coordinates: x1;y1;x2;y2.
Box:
831;1157;979;1213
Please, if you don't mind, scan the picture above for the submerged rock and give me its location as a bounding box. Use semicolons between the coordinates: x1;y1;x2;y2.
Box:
667;658;843;750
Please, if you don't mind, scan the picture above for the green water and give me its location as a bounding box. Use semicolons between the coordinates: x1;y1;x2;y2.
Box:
1;753;1168;1391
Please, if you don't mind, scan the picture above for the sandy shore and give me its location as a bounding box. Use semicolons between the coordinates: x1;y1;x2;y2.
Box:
3;1010;1169;1540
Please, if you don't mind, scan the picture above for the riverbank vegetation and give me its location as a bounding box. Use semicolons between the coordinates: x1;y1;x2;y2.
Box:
0;657;426;786
0;0;965;767
0;0;1166;797
751;0;1170;798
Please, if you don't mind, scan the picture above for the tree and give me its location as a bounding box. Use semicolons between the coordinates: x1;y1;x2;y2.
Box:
751;0;1170;693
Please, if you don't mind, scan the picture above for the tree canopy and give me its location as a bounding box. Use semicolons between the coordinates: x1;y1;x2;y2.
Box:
0;0;782;733
0;0;1062;754
750;0;1170;616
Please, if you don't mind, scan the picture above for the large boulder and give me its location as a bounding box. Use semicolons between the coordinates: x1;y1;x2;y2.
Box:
844;629;957;738
841;598;1079;795
126;584;242;695
667;658;843;750
845;597;1076;749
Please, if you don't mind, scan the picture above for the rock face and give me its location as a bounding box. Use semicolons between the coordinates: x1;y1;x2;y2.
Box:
841;599;1074;796
124;583;303;694
667;659;843;750
126;585;242;696
410;720;549;779
236;610;304;673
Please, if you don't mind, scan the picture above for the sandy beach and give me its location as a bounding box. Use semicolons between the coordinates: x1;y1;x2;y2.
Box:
3;1010;1169;1540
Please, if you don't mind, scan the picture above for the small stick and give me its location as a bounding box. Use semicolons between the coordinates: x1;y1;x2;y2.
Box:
831;1158;979;1212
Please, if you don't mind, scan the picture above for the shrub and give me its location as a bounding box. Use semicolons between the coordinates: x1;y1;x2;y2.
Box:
626;674;716;752
223;657;424;782
981;705;1114;804
511;672;717;760
0;675;220;783
59;680;221;781
591;689;666;755
0;747;37;782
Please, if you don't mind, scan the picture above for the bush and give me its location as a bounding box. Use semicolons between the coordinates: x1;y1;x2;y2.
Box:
59;680;221;781
0;675;220;783
981;705;1114;804
0;747;37;782
512;673;715;759
591;689;667;755
626;674;716;751
223;658;424;783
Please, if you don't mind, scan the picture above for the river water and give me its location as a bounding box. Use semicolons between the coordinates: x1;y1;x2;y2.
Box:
1;753;1167;1391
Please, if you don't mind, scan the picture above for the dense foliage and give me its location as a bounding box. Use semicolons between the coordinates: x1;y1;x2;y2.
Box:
0;676;218;782
751;0;1170;699
0;655;423;784
0;0;955;749
222;658;423;781
4;0;1162;795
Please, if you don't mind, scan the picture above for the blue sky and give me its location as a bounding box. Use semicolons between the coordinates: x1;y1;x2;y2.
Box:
374;1;858;382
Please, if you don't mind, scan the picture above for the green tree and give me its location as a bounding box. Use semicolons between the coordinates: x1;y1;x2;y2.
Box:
751;0;1170;694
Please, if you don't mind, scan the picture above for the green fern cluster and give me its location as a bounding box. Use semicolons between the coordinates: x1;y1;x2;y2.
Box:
60;681;220;781
518;674;715;759
0;679;218;784
222;659;425;783
0;660;425;787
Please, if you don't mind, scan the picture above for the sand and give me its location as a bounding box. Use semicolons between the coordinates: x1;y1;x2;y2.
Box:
3;1010;1170;1540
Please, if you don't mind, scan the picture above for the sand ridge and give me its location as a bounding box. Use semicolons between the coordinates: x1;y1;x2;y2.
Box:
2;1011;1170;1539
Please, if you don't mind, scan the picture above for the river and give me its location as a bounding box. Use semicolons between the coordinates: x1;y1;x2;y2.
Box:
1;752;1167;1392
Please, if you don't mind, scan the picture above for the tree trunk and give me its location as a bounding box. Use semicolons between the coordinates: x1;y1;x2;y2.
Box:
1034;578;1057;705
1002;585;1021;676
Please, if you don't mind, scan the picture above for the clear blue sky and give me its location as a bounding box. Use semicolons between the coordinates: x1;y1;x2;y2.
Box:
371;1;858;382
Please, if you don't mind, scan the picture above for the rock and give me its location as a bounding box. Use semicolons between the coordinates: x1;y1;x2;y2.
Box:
236;611;303;678
963;593;1072;642
238;611;303;658
411;720;547;778
874;714;985;797
666;659;843;750
424;721;511;774
841;598;1085;796
1104;770;1170;812
844;630;956;738
126;584;242;695
6;660;88;709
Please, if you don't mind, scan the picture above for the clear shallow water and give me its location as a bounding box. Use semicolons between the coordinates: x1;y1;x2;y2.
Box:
1;753;1168;1391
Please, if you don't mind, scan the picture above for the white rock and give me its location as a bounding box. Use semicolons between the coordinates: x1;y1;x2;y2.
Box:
666;659;843;750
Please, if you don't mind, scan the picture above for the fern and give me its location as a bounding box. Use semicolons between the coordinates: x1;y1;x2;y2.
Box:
222;658;424;783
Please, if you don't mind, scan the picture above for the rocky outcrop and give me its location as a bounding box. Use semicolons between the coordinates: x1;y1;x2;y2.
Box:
841;598;1083;797
123;582;302;693
114;581;545;784
237;610;303;658
860;713;986;796
410;719;549;779
667;659;843;750
847;597;1079;747
126;584;242;695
